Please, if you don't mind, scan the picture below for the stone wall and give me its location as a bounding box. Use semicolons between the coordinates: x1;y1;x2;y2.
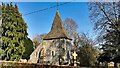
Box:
0;61;115;68
28;43;43;63
0;61;80;68
29;39;73;65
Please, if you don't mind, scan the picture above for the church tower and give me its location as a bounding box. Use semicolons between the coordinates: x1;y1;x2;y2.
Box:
29;10;72;65
40;10;72;65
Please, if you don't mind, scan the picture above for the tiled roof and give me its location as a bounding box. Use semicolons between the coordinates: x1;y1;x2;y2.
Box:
43;11;72;40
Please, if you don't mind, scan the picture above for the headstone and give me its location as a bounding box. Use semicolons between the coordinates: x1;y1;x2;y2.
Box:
117;63;120;68
108;62;114;67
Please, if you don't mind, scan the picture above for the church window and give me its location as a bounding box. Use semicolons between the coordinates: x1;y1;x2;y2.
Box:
51;51;55;56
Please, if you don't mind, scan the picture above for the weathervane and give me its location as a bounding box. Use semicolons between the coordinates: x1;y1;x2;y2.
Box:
56;1;59;10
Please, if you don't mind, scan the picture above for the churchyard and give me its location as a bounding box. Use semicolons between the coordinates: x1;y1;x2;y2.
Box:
0;1;120;68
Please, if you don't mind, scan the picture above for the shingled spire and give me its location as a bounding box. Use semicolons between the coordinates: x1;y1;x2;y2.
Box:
43;11;72;40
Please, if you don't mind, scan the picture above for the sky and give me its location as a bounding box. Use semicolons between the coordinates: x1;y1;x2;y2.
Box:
12;2;95;40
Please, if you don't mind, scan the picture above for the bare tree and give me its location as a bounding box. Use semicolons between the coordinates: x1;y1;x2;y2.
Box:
89;2;120;67
76;33;98;66
63;18;79;50
32;34;46;48
89;2;120;37
63;18;78;38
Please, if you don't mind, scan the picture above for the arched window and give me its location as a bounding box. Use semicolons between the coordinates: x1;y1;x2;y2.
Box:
51;51;55;56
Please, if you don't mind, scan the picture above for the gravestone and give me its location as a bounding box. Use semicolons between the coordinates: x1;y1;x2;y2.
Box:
108;62;114;67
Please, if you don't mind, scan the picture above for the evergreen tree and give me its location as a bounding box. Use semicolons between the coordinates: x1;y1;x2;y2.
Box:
78;33;98;66
0;4;2;60
22;38;34;60
1;3;33;61
99;15;120;64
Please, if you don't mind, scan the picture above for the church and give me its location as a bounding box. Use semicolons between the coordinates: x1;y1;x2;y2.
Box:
28;10;77;66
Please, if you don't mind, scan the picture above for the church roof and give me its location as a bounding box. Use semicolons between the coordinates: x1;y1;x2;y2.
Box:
43;11;72;40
